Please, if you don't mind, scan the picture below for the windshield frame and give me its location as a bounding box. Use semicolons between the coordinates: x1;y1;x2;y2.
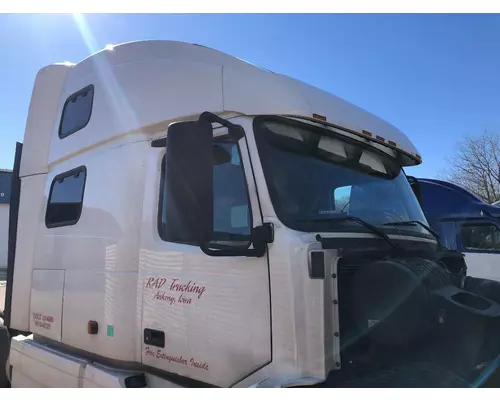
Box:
252;115;434;241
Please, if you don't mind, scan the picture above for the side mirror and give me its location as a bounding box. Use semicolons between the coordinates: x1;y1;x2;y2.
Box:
157;112;272;258
164;119;214;245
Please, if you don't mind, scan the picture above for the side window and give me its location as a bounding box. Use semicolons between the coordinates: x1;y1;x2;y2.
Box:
213;142;251;237
58;85;94;139
45;166;87;228
158;141;251;244
460;224;500;252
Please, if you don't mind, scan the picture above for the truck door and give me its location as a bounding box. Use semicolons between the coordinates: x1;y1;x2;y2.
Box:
139;123;271;387
458;221;500;282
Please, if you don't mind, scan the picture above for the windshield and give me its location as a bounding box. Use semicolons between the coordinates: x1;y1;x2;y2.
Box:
253;116;432;239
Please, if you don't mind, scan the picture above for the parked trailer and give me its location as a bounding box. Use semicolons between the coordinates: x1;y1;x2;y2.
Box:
2;40;500;388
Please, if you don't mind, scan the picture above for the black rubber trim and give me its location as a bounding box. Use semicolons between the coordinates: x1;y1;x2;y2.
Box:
4;142;22;327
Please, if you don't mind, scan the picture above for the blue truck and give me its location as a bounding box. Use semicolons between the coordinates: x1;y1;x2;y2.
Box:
408;176;500;283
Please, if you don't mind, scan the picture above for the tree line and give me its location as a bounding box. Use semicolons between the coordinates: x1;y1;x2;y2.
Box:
443;131;500;204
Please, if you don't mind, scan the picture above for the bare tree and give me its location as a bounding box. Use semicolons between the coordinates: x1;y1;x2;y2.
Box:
444;131;500;204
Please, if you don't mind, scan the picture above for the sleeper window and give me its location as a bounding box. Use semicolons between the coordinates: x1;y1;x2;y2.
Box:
59;85;94;138
45;167;87;228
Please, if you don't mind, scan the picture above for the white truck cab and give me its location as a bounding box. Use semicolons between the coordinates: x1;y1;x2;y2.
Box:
3;40;500;388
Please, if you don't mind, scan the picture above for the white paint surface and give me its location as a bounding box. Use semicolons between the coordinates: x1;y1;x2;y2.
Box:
0;204;9;272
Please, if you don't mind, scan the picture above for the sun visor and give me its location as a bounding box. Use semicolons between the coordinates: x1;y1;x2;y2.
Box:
318;136;347;161
359;150;387;174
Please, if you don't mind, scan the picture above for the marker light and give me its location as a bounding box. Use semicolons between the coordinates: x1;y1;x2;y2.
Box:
312;113;327;121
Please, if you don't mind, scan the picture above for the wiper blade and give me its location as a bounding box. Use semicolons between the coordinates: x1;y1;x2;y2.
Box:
302;215;397;249
383;220;441;243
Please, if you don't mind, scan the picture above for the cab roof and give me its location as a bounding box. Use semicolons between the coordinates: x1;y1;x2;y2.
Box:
21;40;421;177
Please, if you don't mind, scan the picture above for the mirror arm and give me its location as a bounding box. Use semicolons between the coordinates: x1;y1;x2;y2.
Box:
151;137;167;148
199;245;264;258
200;244;266;258
252;223;274;247
199;112;244;140
200;244;248;257
199;223;274;258
151;112;244;149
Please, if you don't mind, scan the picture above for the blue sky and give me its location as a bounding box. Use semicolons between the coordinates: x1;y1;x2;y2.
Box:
1;13;500;178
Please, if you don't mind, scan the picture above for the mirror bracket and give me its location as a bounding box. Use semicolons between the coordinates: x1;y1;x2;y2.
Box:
151;112;243;148
151;137;167;148
200;223;274;258
252;223;274;246
199;111;244;140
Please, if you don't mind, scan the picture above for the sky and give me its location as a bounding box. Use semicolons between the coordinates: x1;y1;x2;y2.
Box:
1;13;500;178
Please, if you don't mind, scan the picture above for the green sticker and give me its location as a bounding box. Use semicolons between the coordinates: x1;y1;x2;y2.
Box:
107;325;114;337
